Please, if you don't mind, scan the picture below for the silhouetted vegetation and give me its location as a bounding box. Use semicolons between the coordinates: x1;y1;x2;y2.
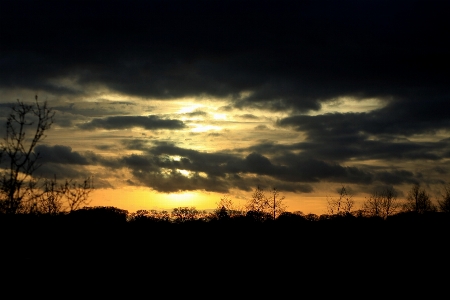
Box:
326;185;355;216
362;187;401;219
437;183;450;213
402;183;437;214
0;97;93;215
0;96;54;214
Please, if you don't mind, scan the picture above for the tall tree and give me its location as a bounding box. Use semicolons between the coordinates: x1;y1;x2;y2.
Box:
269;188;286;220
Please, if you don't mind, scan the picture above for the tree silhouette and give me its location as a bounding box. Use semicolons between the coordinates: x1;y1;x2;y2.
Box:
61;177;93;212
269;188;286;220
362;187;401;219
29;175;93;214
402;183;437;214
214;194;244;218
0;96;54;214
171;207;205;223
245;186;286;220
326;186;354;216
128;209;171;223
437;183;450;213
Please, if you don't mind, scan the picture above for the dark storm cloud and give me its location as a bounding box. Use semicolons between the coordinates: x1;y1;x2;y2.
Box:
78;115;186;130
34;145;89;165
34;163;91;181
22;146;95;180
374;170;416;185
53;101;138;117
2;0;449;116
276;110;450;162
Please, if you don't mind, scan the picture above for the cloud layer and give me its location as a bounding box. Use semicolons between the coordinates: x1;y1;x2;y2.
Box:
1;0;450;208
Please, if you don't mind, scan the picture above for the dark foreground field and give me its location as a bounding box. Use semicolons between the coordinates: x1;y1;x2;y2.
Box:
2;210;449;297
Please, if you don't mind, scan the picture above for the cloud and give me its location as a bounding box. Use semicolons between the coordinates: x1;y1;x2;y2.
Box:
276;111;450;162
2;136;431;195
183;110;208;117
254;125;269;130
78;115;186;130
97;142;420;192
34;145;89;165
2;0;449;116
34;163;91;181
237;114;260;120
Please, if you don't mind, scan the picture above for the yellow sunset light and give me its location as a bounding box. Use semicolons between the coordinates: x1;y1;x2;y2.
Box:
177;104;203;114
177;169;191;177
165;191;199;207
191;124;221;132
213;113;227;120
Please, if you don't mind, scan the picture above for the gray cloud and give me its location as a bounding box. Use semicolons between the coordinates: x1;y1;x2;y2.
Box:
2;1;449;117
1;136;431;195
110;143;422;192
78;115;186;130
183;110;208;117
237;114;260;120
276;111;450;162
34;144;89;165
35;163;91;181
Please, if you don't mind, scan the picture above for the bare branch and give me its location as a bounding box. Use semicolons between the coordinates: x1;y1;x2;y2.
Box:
0;96;54;214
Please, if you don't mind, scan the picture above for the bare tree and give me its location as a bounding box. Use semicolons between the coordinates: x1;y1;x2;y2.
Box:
437;183;450;213
62;177;94;212
402;183;437;214
245;186;286;220
326;186;355;216
19;175;93;215
269;188;286;220
0;97;93;215
34;176;65;215
215;194;245;218
362;187;401;219
246;185;270;213
0;96;54;214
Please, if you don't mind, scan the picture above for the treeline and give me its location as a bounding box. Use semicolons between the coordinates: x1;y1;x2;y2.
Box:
2;202;449;262
2;191;449;282
2;198;449;229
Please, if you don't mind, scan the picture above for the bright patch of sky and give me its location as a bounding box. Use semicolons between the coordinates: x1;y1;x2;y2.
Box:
310;97;387;115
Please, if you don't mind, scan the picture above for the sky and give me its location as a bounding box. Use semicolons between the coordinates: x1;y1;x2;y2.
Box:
1;0;450;215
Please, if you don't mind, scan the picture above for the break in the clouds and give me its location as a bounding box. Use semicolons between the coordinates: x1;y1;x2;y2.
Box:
1;0;450;211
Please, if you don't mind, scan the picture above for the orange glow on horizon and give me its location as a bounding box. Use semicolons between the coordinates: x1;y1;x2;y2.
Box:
83;187;368;216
